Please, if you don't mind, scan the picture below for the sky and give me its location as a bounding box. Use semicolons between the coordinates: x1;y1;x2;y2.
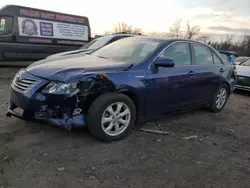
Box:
0;0;250;37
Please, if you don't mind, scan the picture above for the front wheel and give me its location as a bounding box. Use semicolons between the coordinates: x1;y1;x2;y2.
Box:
87;93;136;142
209;84;229;113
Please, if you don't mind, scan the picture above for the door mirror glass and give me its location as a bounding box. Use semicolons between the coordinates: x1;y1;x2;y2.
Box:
154;58;175;68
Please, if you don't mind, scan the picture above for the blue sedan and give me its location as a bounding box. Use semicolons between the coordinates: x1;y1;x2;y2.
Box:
7;37;236;142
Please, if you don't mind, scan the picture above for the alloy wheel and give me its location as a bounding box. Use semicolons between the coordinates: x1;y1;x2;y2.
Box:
101;102;131;136
215;88;227;109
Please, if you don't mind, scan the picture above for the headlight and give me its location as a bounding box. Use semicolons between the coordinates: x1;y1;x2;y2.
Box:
42;82;78;95
14;69;24;79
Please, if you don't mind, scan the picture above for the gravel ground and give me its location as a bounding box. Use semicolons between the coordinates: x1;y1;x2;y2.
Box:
0;68;250;188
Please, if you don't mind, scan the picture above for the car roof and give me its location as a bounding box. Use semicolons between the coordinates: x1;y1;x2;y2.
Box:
96;35;212;45
120;36;216;47
106;33;144;37
128;36;188;41
94;35;218;52
92;33;143;42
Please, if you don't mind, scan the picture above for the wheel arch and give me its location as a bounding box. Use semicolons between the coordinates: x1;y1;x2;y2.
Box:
78;74;144;120
223;81;232;94
118;89;141;122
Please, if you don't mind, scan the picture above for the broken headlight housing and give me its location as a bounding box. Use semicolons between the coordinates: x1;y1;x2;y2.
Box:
42;82;78;95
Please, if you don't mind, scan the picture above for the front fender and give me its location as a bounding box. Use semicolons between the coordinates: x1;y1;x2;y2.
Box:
78;71;147;117
77;73;115;112
106;71;147;117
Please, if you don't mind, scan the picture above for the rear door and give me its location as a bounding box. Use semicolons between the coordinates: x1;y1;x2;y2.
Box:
190;43;222;103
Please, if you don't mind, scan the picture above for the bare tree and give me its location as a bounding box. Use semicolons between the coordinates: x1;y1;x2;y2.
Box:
219;35;233;50
168;19;182;38
105;22;143;34
102;21;250;56
104;30;113;35
198;35;211;43
240;35;250;54
184;21;200;40
147;31;170;37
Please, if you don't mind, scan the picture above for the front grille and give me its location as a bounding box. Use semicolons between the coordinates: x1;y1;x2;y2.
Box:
12;77;40;92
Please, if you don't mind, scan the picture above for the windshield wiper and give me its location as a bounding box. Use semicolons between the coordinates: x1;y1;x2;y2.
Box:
125;64;134;70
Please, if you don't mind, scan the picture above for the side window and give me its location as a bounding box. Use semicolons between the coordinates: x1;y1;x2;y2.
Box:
159;42;191;65
108;37;118;44
109;36;130;44
117;36;130;40
0;16;13;35
212;53;223;64
193;43;213;65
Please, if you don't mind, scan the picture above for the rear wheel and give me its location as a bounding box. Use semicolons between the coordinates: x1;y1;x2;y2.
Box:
209;84;229;113
87;93;136;142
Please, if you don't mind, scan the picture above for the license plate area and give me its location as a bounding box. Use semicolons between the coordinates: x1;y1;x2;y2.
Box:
13;107;24;116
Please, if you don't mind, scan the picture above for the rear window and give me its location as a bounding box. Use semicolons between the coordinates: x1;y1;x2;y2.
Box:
193;43;213;65
0;16;13;35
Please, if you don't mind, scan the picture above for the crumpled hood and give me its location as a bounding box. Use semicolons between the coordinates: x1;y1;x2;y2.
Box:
26;54;132;82
236;65;250;77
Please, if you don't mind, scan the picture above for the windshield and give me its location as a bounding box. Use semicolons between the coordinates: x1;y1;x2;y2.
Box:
80;36;112;49
0;16;13;35
91;38;161;64
235;57;249;63
241;59;250;66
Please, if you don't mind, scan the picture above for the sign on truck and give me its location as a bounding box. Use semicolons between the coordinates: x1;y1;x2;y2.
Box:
0;5;91;61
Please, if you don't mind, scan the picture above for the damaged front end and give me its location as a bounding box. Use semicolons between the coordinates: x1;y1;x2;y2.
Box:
7;71;115;130
34;93;85;130
37;81;84;130
7;83;86;130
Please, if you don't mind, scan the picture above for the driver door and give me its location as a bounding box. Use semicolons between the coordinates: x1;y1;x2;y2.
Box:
145;42;197;116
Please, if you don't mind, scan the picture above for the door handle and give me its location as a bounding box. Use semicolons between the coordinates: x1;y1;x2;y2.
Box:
220;68;224;73
188;70;195;77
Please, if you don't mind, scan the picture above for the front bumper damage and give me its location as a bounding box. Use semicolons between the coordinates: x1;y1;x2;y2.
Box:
6;85;86;131
6;70;116;130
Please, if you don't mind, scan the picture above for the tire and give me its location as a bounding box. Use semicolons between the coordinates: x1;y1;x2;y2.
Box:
87;92;136;142
209;84;229;113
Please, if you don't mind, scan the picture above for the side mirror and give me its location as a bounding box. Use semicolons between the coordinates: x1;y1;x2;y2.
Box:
154;58;175;68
